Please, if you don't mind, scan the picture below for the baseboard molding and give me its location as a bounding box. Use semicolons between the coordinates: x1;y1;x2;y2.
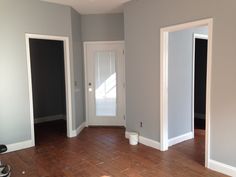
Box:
139;136;161;150
168;132;194;147
34;115;66;124
71;122;86;137
6;140;34;153
125;131;130;139
195;113;205;119
5;121;85;153
125;131;160;150
76;122;86;135
209;159;236;177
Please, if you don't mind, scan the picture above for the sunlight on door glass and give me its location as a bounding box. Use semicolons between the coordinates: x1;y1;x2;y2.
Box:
95;51;117;117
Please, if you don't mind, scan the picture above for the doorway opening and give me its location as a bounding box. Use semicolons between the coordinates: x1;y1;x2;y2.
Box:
26;34;73;146
194;34;208;131
169;30;208;166
160;19;213;168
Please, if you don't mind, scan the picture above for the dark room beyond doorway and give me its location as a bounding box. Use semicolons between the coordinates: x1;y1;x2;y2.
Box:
194;38;208;130
29;39;67;144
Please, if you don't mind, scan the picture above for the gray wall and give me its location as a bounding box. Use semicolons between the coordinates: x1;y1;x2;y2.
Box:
168;27;208;139
0;0;83;145
81;14;124;41
71;8;85;128
124;0;236;167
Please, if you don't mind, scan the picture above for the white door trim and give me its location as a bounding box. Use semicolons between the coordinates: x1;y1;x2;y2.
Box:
160;18;213;168
192;33;208;137
83;41;126;127
25;33;74;146
194;33;208;40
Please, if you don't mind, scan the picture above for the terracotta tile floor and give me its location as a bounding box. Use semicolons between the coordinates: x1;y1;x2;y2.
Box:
1;121;227;177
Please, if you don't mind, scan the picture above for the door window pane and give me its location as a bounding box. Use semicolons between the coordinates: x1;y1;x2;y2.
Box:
95;51;117;116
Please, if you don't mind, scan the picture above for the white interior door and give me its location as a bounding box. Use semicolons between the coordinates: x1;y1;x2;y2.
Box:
84;42;125;126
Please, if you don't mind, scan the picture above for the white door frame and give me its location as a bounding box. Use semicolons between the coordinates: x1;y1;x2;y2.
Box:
160;18;213;168
25;33;74;146
192;33;208;137
83;41;126;127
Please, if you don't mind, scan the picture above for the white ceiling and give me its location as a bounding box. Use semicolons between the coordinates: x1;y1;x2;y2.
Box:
42;0;131;15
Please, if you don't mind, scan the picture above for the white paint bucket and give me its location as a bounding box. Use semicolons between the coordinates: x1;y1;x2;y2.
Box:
129;132;138;145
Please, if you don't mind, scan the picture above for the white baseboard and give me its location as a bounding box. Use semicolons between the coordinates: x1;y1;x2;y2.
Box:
71;122;86;137
209;159;236;177
139;136;161;150
34;115;66;124
125;131;160;150
76;122;86;135
6;140;34;153
195;113;205;119
5;121;85;153
168;132;194;147
125;131;129;139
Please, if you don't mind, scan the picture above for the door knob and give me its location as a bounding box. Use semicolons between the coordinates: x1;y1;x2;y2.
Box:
88;82;92;92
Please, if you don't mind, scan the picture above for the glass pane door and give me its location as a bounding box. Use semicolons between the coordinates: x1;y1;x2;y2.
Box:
95;51;117;117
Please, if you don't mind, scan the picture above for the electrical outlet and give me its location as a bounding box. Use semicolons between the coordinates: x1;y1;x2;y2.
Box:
140;122;143;128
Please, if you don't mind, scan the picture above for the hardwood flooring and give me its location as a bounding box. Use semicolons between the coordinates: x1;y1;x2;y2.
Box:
1;121;227;177
170;129;206;166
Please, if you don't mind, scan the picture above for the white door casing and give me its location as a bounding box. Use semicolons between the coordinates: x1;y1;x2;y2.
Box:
25;33;74;148
160;18;213;168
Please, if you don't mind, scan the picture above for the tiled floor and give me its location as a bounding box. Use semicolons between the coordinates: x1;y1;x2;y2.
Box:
1;121;227;177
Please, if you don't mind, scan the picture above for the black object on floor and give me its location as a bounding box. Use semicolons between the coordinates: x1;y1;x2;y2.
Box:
0;145;11;177
0;145;7;154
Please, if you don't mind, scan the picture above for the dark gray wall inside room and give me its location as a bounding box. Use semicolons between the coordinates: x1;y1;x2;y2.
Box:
194;38;208;118
29;39;66;119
